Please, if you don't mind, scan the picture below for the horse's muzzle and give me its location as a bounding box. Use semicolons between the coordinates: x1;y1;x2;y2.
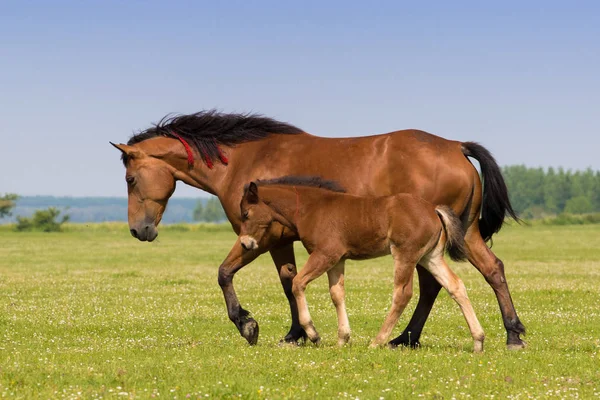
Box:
130;225;158;242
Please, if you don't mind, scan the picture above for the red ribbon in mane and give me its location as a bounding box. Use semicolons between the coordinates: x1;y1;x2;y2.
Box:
171;132;195;168
216;139;229;165
171;132;229;169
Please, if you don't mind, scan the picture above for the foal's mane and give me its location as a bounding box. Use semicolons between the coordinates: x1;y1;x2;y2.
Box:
124;110;304;166
246;176;346;193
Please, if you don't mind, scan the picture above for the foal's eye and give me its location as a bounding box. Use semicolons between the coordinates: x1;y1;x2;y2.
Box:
126;176;135;184
242;210;249;220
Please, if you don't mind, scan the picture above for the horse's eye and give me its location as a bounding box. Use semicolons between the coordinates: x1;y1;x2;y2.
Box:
126;176;135;184
242;210;249;220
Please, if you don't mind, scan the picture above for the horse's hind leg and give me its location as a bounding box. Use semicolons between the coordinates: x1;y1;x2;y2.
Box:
371;245;415;348
269;244;307;343
465;227;526;350
421;251;485;352
327;261;350;346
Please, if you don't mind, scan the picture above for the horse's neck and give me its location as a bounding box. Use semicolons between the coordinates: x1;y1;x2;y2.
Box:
179;135;314;198
171;154;232;198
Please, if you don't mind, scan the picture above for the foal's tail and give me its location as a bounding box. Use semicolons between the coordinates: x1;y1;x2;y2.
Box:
435;206;469;262
461;141;520;242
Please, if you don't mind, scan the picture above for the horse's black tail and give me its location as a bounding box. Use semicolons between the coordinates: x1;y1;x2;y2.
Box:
435;206;469;262
461;141;520;242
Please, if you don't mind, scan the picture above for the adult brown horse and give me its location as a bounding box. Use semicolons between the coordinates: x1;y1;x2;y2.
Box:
111;110;524;349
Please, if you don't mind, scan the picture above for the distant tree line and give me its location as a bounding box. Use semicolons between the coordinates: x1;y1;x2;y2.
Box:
503;166;600;218
0;196;200;224
3;166;599;225
193;197;227;222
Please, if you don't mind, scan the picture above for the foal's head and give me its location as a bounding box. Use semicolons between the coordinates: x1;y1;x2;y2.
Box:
238;182;280;251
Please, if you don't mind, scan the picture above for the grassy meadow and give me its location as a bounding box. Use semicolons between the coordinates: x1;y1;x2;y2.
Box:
0;222;599;398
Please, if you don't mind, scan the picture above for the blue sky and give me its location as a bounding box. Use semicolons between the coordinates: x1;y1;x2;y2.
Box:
1;1;598;197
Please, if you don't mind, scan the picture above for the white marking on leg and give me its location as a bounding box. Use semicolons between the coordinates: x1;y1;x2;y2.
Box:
422;250;485;352
292;279;320;343
328;262;351;346
371;245;414;348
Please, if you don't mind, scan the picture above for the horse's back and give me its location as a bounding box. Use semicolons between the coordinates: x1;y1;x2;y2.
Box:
277;130;478;204
239;129;481;226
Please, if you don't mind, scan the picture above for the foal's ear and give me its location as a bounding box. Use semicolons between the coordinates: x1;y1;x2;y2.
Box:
246;182;259;204
110;142;144;159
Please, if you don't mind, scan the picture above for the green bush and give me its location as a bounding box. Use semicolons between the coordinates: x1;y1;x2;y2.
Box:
0;193;18;218
15;207;70;232
564;196;593;214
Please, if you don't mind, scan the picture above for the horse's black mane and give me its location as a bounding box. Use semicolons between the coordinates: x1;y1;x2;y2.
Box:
246;176;346;193
124;110;304;166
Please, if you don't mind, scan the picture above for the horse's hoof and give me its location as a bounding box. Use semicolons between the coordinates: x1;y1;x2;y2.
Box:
507;340;527;351
310;336;321;346
388;338;421;349
241;319;259;345
281;327;307;344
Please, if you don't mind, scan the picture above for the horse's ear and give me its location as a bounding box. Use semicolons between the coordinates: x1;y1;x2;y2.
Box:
110;142;144;159
246;182;259;204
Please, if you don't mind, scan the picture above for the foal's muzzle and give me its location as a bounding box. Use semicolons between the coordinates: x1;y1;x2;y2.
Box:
240;235;258;251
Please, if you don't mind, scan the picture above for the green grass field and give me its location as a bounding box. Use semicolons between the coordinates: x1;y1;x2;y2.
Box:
1;223;599;398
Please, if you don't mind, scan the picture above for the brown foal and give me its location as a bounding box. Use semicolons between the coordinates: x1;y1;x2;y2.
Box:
238;178;485;352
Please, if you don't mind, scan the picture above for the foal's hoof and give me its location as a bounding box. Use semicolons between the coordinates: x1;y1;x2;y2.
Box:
241;318;259;345
473;340;484;353
507;340;527;351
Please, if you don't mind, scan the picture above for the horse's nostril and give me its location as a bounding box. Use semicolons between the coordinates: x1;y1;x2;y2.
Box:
130;229;138;238
241;242;249;250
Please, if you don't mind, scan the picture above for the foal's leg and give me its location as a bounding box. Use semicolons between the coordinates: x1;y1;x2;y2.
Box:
269;244;307;343
465;227;526;350
388;265;441;348
218;238;263;345
292;252;339;345
327;261;350;346
371;246;415;348
421;251;485;353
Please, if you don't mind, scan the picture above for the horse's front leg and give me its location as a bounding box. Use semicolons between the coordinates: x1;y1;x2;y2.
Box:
218;238;263;345
269;244;307;343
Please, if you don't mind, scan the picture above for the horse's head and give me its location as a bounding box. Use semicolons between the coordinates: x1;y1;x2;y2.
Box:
111;142;176;242
238;182;279;251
